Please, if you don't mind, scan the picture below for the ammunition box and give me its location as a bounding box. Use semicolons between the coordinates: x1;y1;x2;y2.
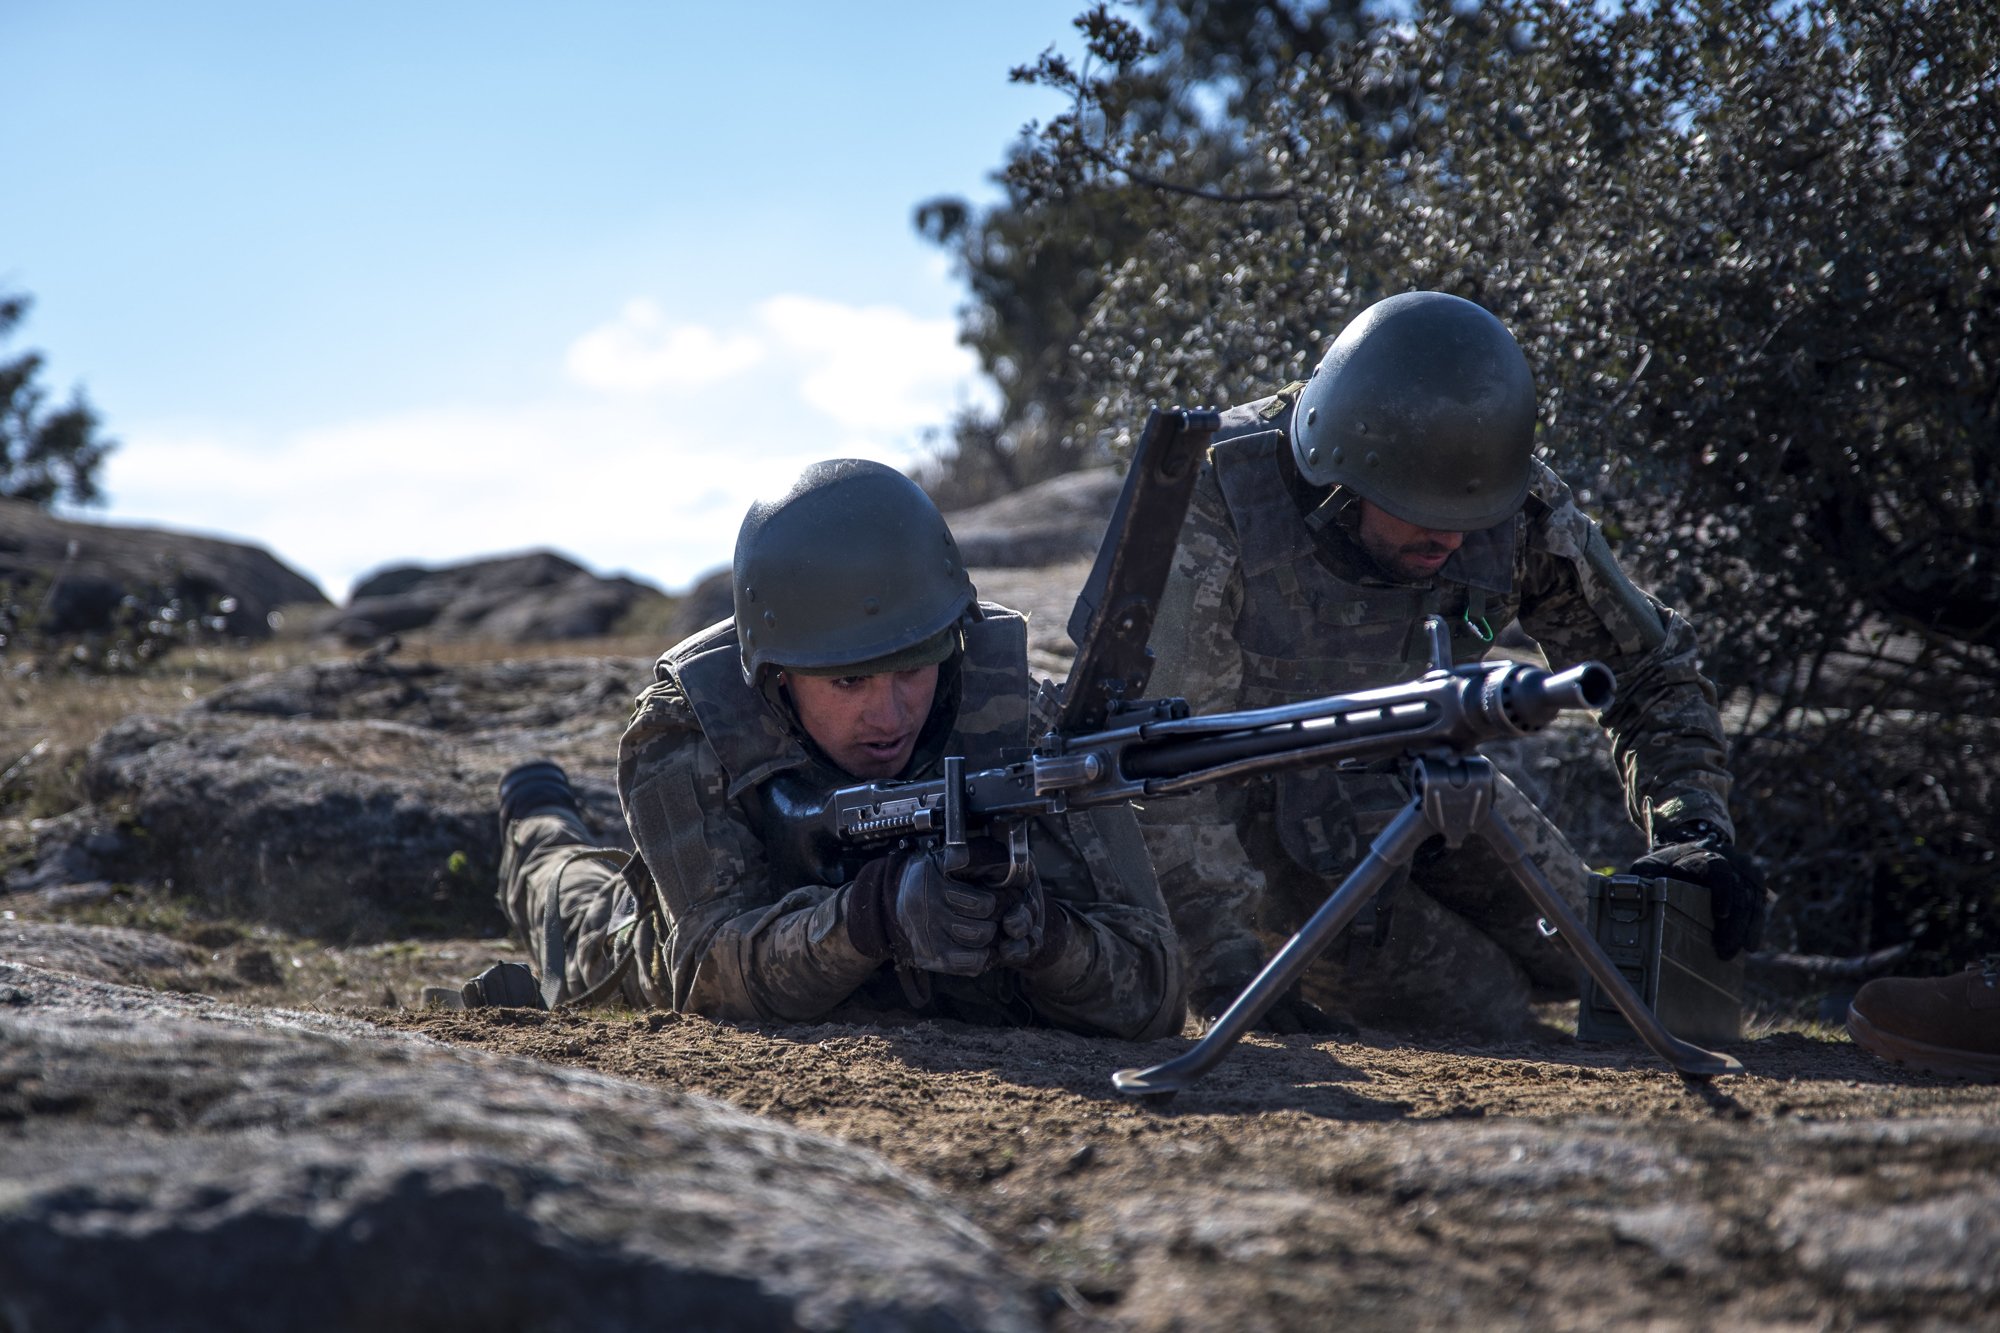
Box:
1577;873;1742;1046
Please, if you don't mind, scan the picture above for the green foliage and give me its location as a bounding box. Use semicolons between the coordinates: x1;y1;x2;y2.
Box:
946;0;2000;968
1;575;245;674
914;3;1375;507
1;290;116;508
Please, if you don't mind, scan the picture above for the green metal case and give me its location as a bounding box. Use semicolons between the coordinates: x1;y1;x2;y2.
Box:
1577;873;1742;1047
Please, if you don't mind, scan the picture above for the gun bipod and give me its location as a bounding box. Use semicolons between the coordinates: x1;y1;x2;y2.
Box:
1111;754;1744;1099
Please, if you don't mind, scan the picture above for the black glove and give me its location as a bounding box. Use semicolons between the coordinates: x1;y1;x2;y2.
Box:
1190;982;1348;1036
846;848;1004;976
1629;819;1767;961
943;836;1066;970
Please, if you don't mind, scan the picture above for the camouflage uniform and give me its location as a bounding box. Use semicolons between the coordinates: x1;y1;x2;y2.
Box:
499;602;1186;1040
1140;390;1734;1034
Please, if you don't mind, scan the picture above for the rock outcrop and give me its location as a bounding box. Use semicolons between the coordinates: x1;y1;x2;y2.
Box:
946;467;1124;568
319;550;667;645
0;962;1047;1332
5;656;646;939
0;497;328;642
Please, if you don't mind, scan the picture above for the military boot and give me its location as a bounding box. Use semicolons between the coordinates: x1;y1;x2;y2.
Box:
1846;957;2000;1081
421;960;548;1011
496;760;589;891
499;760;582;825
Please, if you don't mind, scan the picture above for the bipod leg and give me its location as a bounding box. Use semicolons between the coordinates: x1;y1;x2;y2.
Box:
1476;815;1743;1079
1112;798;1437;1099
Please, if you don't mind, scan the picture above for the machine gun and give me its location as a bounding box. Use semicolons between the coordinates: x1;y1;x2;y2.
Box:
822;407;1743;1094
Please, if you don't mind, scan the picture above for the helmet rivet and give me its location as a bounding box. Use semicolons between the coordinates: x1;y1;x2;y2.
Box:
1307;447;1321;464
863;596;881;615
763;610;777;627
1330;447;1344;464
1305;407;1318;426
1354;421;1369;435
744;586;757;604
1365;451;1380;467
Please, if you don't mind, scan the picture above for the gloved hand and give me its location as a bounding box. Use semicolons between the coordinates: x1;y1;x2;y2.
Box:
1189;981;1348;1036
1628;820;1767;961
943;836;1061;969
839;848;1005;976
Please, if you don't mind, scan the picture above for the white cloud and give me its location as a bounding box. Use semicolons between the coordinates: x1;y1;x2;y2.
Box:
757;294;983;433
563;298;765;392
100;291;998;604
105;388;920;603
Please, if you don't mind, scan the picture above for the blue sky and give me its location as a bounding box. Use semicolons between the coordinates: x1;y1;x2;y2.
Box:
2;1;1091;600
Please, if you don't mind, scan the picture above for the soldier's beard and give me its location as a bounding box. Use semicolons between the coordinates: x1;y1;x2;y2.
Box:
1362;534;1456;581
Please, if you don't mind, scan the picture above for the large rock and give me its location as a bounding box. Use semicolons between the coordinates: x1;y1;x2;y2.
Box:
0;497;328;641
660;566;733;648
0;962;1046;1331
320;550;666;645
0;919;199;981
946;468;1124;568
5;656;648;939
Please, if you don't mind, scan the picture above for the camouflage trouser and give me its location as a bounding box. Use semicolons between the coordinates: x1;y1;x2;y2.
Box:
1156;769;1596;1037
496;809;661;1008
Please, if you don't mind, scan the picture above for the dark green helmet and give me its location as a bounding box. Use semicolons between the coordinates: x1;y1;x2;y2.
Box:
1293;291;1537;531
734;459;975;684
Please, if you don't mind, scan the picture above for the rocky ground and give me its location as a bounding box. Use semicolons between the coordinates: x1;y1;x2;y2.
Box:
4;502;1998;1328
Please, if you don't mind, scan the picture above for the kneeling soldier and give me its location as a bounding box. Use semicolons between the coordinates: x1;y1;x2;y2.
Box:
488;459;1186;1040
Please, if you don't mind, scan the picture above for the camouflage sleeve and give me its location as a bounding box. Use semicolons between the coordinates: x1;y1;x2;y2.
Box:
1133;462;1273;997
617;676;882;1023
1013;804;1188;1041
1515;462;1736;842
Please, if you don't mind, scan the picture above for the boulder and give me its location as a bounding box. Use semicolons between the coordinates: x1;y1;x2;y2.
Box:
5;656;647;939
660;566;733;649
0;497;328;642
946;468;1124;568
321;550;667;645
0;963;1047;1332
0;919;199;981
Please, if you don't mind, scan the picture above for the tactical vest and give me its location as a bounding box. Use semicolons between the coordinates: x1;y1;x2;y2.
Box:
662;605;1033;888
1209;414;1524;876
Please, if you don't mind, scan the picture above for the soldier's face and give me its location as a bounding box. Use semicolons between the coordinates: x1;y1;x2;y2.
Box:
1355;501;1465;581
784;664;941;778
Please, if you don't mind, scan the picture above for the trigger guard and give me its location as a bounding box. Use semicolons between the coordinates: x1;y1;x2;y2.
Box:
1002;823;1033;890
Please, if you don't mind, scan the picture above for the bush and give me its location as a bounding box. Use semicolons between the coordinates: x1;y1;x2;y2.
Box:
955;0;2000;968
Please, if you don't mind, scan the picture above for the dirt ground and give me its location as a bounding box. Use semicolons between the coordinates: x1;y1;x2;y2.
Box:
370;985;1999;1331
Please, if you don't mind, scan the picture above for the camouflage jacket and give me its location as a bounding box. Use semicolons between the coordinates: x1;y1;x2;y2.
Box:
615;602;1185;1040
1140;390;1735;978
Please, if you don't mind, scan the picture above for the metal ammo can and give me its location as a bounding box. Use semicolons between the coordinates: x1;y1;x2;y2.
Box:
1576;873;1743;1046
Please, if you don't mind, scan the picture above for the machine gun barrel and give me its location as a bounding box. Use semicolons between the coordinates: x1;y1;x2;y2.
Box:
1120;660;1612;794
